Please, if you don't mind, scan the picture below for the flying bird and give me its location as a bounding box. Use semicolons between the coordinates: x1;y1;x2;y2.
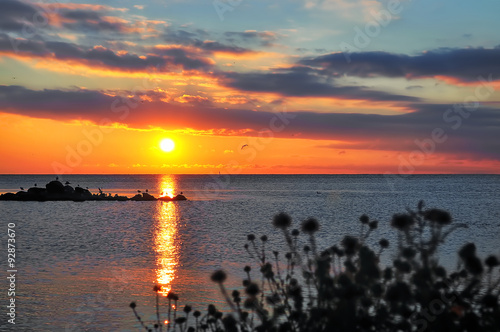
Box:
241;144;249;150
20;187;24;190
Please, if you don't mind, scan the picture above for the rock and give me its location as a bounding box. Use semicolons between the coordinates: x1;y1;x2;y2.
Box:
130;194;143;201
142;193;156;201
64;185;74;194
28;187;47;196
158;194;187;201
46;181;65;194
174;194;187;201
1;178;187;202
0;193;17;200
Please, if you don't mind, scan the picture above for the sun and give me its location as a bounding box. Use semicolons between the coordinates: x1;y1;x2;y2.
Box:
160;138;175;152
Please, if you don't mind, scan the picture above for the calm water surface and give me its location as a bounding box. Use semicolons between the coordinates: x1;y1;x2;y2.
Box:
0;174;499;331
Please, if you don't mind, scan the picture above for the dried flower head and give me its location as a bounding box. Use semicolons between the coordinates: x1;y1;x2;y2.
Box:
391;213;414;230
459;243;476;260
465;256;484;275
210;270;227;283
379;239;389;248
342;235;359;255
359;214;369;224
301;217;319;234
245;283;260;296
424;208;452;225
485;255;499;268
273;212;292;229
207;304;217;316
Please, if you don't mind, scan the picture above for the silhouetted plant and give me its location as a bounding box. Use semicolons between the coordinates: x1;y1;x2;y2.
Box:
131;201;500;331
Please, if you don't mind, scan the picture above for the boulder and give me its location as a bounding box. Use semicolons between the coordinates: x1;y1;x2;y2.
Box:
142;193;156;201
0;193;17;200
28;187;47;196
46;181;65;194
64;185;75;194
130;194;143;201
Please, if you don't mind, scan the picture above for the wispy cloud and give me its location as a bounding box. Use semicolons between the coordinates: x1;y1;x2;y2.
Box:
304;0;385;22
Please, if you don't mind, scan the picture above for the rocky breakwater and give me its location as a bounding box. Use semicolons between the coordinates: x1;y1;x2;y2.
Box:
0;180;180;202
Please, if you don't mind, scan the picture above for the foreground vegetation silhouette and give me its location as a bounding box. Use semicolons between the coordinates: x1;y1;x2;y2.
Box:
131;201;500;331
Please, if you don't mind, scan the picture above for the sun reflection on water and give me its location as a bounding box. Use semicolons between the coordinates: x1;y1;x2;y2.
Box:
159;175;176;198
154;175;180;296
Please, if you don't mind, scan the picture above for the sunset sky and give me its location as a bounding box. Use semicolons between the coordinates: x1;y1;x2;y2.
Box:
1;0;499;174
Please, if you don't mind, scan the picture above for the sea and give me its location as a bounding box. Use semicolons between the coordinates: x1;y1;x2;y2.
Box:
0;174;499;331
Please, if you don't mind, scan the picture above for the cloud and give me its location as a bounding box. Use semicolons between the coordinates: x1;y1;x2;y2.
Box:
1;86;499;160
224;30;281;47
162;27;254;55
406;85;423;90
0;1;254;71
0;85;114;118
0;0;133;36
52;5;163;35
0;33;213;72
42;3;128;12
0;0;162;43
0;0;38;32
218;68;420;102
300;47;500;82
304;0;385;22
